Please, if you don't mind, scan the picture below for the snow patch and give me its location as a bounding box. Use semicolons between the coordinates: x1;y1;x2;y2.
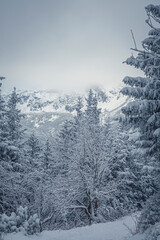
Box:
4;215;137;240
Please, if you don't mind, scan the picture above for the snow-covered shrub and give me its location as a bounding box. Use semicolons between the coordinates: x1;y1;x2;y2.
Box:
16;206;28;229
0;206;40;235
26;213;40;235
0;212;17;233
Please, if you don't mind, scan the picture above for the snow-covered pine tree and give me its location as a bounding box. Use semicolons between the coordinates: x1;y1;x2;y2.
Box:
27;132;41;166
56;119;77;176
121;4;160;233
21;133;44;220
42;139;53;171
75;97;83;121
103;120;154;219
6;88;24;144
0;87;24;168
85;89;101;125
121;5;160;156
0;86;26;214
52;119;78;228
39;139;57;231
0;77;6;152
0;77;8;214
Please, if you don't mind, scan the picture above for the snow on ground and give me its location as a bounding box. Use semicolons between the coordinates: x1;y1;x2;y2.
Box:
4;215;141;240
129;235;145;240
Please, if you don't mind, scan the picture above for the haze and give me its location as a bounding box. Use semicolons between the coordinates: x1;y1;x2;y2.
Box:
0;0;159;92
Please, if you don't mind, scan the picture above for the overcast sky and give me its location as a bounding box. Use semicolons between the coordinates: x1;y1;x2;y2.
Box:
0;0;159;92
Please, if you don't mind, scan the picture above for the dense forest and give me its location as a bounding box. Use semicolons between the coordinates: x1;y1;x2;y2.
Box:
0;3;160;240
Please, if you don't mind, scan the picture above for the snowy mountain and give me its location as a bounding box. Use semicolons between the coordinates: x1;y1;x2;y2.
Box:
4;87;128;139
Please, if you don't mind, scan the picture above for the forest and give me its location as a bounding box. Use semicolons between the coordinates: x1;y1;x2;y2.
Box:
0;3;160;240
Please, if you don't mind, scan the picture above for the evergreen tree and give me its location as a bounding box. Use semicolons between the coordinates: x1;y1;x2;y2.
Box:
0;77;8;214
103;121;154;218
121;4;160;233
6;88;24;143
22;133;43;217
0;77;7;153
75;97;83;121
43;139;52;171
85;89;101;125
27;132;41;165
56;119;77;176
0;86;26;214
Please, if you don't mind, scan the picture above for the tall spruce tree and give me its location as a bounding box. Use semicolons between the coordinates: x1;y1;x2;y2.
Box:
27;132;41;166
85;89;101;125
121;4;160;233
0;77;6;153
6;88;24;143
0;86;25;214
23;133;43;214
0;77;8;213
42;139;53;171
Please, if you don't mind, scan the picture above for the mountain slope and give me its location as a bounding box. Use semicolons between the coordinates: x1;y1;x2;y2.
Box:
4;87;128;139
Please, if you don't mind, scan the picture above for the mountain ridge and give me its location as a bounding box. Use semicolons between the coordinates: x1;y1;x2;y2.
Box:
4;87;128;139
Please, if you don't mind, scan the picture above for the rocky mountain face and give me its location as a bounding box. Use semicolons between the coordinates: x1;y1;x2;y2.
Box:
4;87;128;140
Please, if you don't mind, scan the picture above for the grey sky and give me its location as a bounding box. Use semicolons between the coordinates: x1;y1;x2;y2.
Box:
0;0;159;92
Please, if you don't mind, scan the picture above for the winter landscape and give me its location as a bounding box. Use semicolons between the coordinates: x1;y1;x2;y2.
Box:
0;1;160;240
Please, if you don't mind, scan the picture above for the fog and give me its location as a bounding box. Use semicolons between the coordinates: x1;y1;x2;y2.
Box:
0;0;158;92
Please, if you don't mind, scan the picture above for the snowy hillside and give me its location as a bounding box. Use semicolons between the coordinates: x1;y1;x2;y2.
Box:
4;87;128;139
4;214;140;240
